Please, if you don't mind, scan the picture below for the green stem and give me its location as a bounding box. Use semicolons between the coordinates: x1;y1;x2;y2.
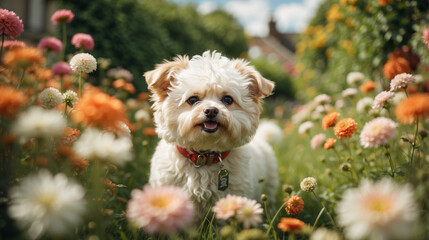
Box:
263;201;277;240
0;33;4;58
312;191;337;229
266;200;287;237
78;71;83;97
384;147;395;177
410;119;419;167
17;68;26;89
312;207;325;231
60;22;67;61
60;75;64;93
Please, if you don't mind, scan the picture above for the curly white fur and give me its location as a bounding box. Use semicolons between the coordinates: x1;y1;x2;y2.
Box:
144;51;279;216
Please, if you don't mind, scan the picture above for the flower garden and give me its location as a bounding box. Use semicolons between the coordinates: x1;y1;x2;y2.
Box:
1;0;429;239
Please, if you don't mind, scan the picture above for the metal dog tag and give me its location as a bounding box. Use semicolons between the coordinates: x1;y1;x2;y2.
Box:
218;169;229;191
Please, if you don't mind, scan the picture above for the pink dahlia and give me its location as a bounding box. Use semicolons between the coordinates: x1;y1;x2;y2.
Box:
360;117;397;148
3;40;26;49
0;9;24;39
372;91;395;109
38;37;62;52
50;9;74;25
51;62;72;76
71;33;94;50
423;28;429;49
126;185;194;235
310;133;326;150
212;194;245;220
390;73;416;91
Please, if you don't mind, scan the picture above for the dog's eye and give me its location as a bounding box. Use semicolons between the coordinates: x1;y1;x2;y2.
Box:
186;96;199;105
221;95;234;105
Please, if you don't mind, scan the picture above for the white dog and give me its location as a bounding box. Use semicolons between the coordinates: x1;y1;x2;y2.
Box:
144;51;279;215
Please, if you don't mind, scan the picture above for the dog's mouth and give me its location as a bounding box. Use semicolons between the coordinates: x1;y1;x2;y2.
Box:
200;121;219;133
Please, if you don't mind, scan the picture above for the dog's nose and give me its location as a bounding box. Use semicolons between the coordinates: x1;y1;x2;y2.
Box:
204;107;219;119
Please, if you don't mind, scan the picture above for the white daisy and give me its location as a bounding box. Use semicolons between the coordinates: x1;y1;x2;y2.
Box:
342;88;358;98
62;90;78;107
298;121;314;135
38;87;63;108
70;53;97;73
336;178;418;240
356;97;373;113
73;128;133;165
347;71;365;85
300;177;317;192
236;198;263;229
313;94;331;105
12;106;66;140
8;170;86;240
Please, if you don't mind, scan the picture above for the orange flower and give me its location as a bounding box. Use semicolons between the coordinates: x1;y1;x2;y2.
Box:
277;217;305;233
112;79;126;88
56;145;89;169
378;0;393;6
0;85;28;118
322;112;340;130
143;127;157;136
2;46;44;68
138;92;150;101
285;196;304;215
71;91;128;131
324;138;337;150
394;93;429;124
360;80;376;93
61;127;81;145
124;83;136;94
334;118;357;139
104;179;117;196
383;54;411;80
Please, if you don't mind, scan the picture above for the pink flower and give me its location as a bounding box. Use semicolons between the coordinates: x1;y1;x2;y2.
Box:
126;185;194;235
390;73;416;91
51;9;74;25
0;9;24;39
360;117;397;148
310;133;326;150
3;40;26;49
212;194;245;220
51;62;72;76
71;33;94;50
38;37;62;52
423;28;429;49
372;91;395;109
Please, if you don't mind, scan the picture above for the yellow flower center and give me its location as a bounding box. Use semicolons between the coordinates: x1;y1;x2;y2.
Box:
241;206;254;217
38;193;57;208
370;124;382;134
151;197;171;209
366;197;392;213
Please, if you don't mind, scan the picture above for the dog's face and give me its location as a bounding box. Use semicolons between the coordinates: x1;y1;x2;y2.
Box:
144;51;274;152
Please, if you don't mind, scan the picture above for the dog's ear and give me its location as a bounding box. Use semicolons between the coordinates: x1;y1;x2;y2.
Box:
232;59;275;98
144;55;189;101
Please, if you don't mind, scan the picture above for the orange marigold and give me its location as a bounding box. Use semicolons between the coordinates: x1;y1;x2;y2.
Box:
56;145;89;169
324;138;337;150
61;127;81;145
334;118;357;139
382;54;411;80
0;85;28;118
71;91;128;131
277;217;306;233
143;127;157;136
359;80;376;93
2;46;44;68
378;0;394;6
394;93;429;124
285;196;304;215
322;112;340;130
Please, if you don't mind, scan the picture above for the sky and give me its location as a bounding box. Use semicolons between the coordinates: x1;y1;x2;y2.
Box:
171;0;323;36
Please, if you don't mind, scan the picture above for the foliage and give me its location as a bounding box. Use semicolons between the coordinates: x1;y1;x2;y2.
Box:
58;0;249;93
250;58;295;99
294;0;429;100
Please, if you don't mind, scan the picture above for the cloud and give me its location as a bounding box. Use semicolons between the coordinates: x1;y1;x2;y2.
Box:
196;0;323;36
197;1;218;15
223;0;270;36
274;0;323;33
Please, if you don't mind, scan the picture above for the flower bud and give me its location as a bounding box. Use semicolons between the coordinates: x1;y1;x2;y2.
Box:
340;163;351;172
282;184;294;194
260;194;268;202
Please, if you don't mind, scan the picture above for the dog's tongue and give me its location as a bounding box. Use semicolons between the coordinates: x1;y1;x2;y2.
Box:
203;121;218;130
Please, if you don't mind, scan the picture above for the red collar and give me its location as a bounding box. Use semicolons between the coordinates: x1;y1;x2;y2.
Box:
176;146;230;167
